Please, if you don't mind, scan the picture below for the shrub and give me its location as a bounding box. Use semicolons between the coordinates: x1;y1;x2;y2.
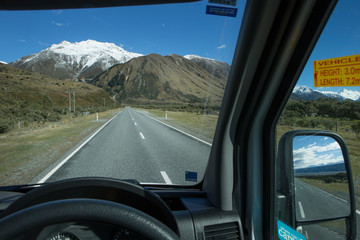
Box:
0;119;13;133
321;118;335;130
351;120;360;134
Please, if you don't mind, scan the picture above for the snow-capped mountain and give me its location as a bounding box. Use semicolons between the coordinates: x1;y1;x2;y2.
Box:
292;86;360;101
184;54;230;80
0;61;7;64
184;54;216;62
321;89;360;101
10;40;143;80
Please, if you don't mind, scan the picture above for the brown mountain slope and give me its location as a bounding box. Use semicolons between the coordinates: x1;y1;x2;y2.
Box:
0;63;114;132
92;54;228;106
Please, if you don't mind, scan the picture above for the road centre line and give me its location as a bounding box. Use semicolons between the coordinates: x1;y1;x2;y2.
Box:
140;132;145;139
160;171;172;184
298;201;306;218
139;112;212;146
37;111;121;184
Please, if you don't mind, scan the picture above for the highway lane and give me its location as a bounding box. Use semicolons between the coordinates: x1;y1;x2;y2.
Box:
294;179;349;239
44;107;211;185
295;179;350;221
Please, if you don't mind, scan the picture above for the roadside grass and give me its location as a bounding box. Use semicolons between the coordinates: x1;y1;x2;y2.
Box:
296;177;350;200
144;109;219;141
0;109;121;185
318;219;347;236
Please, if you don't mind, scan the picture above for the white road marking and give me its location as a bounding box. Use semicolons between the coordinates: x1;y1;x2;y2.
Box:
139;132;145;139
140;112;212;146
160;171;172;184
314;185;348;203
37;111;121;184
298;201;306;218
305;231;309;239
134;122;137;126
298;180;360;216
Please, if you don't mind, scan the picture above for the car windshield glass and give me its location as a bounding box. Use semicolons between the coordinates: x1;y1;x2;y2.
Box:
0;1;245;186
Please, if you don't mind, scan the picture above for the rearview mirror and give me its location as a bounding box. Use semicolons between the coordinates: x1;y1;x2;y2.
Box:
276;131;356;239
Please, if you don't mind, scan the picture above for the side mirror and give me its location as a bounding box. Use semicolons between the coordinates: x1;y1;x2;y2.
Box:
276;130;356;239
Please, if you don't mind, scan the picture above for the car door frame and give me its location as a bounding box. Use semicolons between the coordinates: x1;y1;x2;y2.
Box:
202;0;344;239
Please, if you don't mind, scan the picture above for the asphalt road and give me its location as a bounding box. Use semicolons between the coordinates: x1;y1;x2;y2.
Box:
294;179;350;239
44;107;211;185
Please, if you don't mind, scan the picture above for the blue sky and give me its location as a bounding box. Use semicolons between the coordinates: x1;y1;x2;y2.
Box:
0;1;244;64
0;0;359;92
297;0;360;92
293;136;344;169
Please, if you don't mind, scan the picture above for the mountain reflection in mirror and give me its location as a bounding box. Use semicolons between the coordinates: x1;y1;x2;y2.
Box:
293;135;350;221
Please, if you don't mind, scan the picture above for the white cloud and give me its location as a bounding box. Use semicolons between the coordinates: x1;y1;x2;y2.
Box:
217;44;226;49
162;24;165;27
293;141;343;169
19;39;26;42
51;21;69;27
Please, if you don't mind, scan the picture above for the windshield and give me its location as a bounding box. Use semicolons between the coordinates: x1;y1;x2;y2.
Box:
0;1;244;186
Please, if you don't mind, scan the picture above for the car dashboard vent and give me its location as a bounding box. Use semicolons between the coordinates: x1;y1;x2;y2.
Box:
204;221;240;240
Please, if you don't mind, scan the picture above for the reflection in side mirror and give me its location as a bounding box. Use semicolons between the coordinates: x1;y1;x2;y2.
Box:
276;131;357;240
293;135;349;221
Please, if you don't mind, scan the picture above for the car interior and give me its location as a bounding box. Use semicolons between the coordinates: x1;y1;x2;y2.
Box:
0;0;357;239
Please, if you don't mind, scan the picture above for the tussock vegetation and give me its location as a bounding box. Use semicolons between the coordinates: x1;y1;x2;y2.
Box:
278;98;360;134
297;173;348;184
134;103;220;114
0;63;116;133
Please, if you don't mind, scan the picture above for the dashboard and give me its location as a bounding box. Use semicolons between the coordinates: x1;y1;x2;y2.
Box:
37;222;145;240
0;179;244;240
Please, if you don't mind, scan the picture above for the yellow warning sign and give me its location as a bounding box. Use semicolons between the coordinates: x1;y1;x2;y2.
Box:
313;54;360;87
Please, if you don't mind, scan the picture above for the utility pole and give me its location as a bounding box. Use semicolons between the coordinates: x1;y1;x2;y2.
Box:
73;92;76;114
336;118;338;132
104;98;106;110
68;91;71;114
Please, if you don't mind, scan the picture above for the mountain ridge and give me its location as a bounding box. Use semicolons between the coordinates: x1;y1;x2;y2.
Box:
9;40;143;80
92;54;229;105
292;86;360;101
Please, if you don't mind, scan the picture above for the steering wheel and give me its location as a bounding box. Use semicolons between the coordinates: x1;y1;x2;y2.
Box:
0;178;180;240
0;198;180;240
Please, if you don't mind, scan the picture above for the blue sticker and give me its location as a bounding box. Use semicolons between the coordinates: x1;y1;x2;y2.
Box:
185;171;198;182
277;220;305;240
206;5;238;18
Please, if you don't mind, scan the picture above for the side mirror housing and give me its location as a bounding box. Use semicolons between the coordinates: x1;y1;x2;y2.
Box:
276;130;356;239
